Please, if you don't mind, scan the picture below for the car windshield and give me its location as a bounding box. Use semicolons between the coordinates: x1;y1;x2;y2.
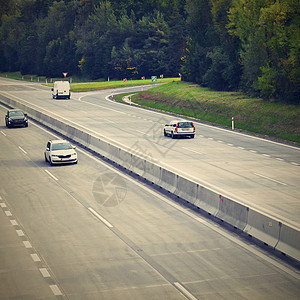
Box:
9;111;24;117
178;122;193;128
52;143;72;151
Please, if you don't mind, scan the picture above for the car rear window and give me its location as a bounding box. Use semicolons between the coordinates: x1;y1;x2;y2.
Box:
178;122;193;128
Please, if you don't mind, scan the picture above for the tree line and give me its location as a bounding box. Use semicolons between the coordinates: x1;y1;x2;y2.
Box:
0;0;299;104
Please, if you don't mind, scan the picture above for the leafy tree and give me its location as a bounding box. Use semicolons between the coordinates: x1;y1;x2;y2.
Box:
184;0;219;85
210;0;241;90
228;0;300;103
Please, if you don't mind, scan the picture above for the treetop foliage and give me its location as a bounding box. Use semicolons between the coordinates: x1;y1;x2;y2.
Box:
0;0;299;103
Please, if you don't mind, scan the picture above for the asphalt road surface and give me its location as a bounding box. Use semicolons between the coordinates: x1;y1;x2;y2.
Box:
0;81;300;299
0;78;299;226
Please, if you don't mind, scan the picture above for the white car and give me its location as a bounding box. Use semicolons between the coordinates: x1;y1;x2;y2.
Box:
164;120;195;139
44;139;78;165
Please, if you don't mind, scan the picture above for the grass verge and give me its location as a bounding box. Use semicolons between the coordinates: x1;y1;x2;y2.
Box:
1;73;298;144
0;72;180;90
119;81;300;145
70;78;179;92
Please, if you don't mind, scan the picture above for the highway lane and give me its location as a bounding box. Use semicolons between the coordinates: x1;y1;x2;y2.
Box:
0;78;299;227
1;106;300;299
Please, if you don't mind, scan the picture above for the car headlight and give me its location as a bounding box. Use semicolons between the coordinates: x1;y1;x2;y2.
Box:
71;152;77;156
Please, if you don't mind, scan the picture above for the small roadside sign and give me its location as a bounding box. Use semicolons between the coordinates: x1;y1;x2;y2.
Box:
63;72;68;77
151;76;157;83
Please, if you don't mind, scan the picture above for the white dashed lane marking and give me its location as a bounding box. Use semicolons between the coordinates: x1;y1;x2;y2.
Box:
40;268;51;278
18;146;27;154
203;136;298;166
10;220;18;226
31;253;41;262
23;241;32;248
50;285;63;296
45;169;58;181
16;229;25;236
0;196;64;297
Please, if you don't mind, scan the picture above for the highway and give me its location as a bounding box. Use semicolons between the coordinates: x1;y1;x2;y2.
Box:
0;78;299;225
0;78;299;299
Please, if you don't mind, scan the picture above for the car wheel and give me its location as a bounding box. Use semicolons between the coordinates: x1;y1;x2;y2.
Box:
191;134;195;138
49;157;53;166
25;123;28;127
44;153;48;162
171;132;175;139
164;129;167;136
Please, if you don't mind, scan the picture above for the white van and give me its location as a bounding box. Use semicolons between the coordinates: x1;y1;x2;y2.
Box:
52;81;71;99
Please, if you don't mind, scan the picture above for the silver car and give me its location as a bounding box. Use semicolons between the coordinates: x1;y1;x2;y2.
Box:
44;139;78;165
164;120;195;139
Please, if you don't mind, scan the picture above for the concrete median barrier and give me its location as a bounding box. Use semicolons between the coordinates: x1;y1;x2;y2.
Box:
130;155;146;177
119;148;132;170
159;169;178;193
89;136;108;157
194;186;220;216
1;95;299;262
276;224;300;261
175;177;198;205
243;209;280;248
144;161;161;185
108;144;120;163
216;196;248;230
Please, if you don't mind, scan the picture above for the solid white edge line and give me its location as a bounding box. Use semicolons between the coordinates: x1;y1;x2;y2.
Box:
1;130;6;136
104;91;300;151
88;207;113;228
174;282;197;300
7;103;298;279
44;169;58;181
182;147;203;155
254;173;287;186
78;147;300;280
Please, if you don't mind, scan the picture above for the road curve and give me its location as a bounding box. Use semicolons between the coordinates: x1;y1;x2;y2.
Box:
0;103;300;299
0;78;299;227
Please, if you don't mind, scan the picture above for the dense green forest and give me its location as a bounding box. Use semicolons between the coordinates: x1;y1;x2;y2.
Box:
0;0;299;104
